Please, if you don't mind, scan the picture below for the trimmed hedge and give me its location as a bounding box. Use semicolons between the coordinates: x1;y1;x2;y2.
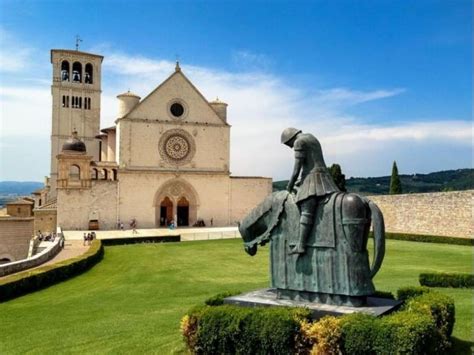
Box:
419;272;474;288
396;285;432;301
101;235;180;246
181;286;455;354
0;239;103;302
370;231;474;246
181;305;310;355
204;291;241;306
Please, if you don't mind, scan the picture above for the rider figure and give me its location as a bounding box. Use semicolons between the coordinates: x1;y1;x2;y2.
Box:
281;128;339;254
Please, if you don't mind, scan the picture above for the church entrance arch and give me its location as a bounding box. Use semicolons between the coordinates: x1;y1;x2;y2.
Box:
153;179;199;227
177;197;189;226
160;197;173;226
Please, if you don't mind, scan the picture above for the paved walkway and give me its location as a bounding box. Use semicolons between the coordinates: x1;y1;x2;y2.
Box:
63;226;241;242
42;240;90;266
0;240;90;279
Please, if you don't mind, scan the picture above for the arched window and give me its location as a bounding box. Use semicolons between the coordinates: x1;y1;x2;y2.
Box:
67;96;70;107
70;164;81;181
61;61;70;81
72;97;76;108
72;62;82;82
62;95;66;107
85;63;93;84
79;97;82;109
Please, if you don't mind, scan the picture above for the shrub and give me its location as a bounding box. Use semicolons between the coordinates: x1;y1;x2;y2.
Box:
300;316;342;354
374;309;436;354
181;288;455;354
204;291;241;306
182;305;310;354
396;285;431;301
0;240;103;302
339;313;377;354
419;272;474;288
371;232;474;246
405;292;455;351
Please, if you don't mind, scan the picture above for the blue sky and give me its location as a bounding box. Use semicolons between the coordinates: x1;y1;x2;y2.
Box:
0;0;472;181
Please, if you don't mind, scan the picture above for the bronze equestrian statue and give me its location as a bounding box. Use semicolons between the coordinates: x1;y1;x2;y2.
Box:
238;128;386;307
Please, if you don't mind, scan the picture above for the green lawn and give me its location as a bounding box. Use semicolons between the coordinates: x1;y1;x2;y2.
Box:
0;239;472;354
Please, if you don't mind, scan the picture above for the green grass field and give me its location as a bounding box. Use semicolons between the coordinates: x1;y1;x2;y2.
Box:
0;239;472;354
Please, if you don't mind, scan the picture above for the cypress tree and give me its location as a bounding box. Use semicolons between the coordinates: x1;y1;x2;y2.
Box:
329;163;347;192
389;161;402;194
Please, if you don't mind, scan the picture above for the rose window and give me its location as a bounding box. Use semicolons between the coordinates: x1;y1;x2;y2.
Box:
165;135;190;160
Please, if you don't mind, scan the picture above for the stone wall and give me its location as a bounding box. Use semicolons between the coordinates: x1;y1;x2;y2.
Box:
367;190;473;238
57;181;118;230
230;177;273;225
34;210;57;234
6;204;33;217
0;217;34;262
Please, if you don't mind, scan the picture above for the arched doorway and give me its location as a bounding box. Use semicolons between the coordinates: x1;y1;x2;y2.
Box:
177;197;189;226
160;197;173;226
153;179;200;227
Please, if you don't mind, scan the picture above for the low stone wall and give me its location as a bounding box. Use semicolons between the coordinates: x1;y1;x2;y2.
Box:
367;190;473;238
0;237;63;277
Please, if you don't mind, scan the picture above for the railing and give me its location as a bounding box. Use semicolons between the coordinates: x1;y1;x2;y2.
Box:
180;229;241;241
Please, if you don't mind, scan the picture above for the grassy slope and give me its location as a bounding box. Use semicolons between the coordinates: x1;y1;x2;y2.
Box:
0;239;472;354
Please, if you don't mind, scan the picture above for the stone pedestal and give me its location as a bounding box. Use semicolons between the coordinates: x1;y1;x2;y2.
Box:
224;288;402;319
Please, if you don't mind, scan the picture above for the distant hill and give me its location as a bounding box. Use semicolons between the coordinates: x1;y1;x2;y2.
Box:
273;169;473;195
0;181;43;207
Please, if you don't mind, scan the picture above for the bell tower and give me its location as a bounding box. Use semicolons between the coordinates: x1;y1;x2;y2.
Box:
49;49;103;196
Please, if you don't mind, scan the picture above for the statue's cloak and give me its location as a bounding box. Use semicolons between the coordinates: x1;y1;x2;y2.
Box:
270;192;375;296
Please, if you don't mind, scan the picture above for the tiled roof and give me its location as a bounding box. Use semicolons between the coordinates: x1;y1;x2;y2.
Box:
35;198;57;211
7;198;34;205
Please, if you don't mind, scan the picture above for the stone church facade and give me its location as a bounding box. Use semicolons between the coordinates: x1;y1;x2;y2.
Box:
46;49;271;230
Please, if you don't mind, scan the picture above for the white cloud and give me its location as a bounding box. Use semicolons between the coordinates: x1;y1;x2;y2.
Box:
0;28;36;73
231;50;272;71
313;88;406;106
0;43;471;181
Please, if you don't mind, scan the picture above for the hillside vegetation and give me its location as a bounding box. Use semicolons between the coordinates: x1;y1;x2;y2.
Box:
274;169;473;195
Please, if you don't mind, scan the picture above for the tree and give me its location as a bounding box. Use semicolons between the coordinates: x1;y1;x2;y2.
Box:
389;161;402;194
329;164;347;192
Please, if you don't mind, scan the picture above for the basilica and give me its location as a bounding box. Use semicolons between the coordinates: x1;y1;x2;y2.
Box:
34;49;271;231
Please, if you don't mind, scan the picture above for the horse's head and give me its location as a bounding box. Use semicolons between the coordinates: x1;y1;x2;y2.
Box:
238;191;289;256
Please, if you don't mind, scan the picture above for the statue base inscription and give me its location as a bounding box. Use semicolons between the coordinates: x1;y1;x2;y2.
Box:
224;288;401;319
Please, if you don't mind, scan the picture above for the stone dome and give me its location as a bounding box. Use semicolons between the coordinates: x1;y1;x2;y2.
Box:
62;131;86;153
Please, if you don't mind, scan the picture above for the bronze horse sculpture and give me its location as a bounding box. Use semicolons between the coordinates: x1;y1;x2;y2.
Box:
238;189;386;306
